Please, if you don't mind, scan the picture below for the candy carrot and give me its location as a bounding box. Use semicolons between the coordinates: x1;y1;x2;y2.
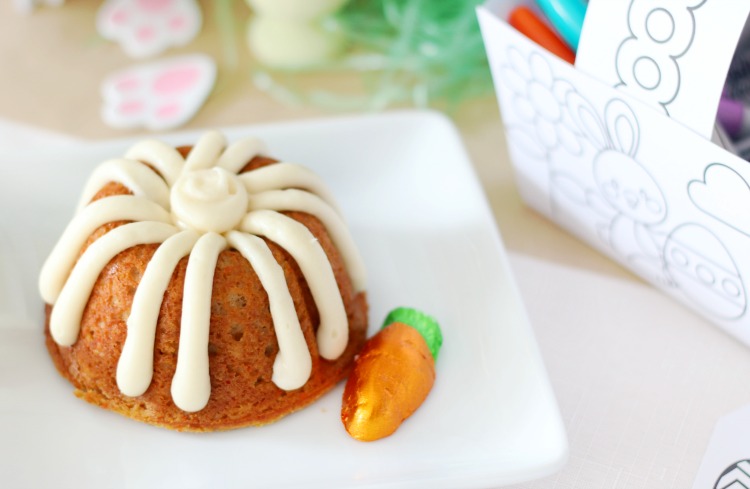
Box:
341;307;442;441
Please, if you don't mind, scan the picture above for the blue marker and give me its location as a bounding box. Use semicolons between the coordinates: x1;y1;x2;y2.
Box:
535;0;587;51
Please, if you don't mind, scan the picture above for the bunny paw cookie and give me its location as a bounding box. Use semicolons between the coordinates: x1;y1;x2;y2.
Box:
97;0;202;58
101;54;216;131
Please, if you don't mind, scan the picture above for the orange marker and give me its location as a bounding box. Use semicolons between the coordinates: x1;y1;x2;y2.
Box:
509;6;575;64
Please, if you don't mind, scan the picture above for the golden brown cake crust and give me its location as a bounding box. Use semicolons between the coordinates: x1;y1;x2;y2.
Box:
44;152;368;432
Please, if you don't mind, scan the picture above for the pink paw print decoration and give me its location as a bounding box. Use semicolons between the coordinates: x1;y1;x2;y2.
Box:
97;0;202;58
101;54;216;131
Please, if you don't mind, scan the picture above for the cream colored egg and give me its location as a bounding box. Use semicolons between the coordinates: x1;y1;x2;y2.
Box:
247;17;345;68
246;0;349;20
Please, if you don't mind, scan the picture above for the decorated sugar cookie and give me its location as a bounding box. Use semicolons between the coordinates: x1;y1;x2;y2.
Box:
341;307;442;441
97;0;202;58
100;54;216;131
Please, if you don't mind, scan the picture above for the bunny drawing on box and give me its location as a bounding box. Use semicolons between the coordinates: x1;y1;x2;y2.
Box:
555;93;673;286
499;46;671;283
552;90;748;319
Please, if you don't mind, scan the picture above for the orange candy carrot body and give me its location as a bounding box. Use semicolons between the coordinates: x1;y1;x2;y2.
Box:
341;322;435;441
509;6;576;64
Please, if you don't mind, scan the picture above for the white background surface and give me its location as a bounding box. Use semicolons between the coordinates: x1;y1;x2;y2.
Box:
506;254;750;489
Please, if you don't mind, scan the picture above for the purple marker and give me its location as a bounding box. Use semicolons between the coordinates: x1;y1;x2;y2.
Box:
717;96;750;139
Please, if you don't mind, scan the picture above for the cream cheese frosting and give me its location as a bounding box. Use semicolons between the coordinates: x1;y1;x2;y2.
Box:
40;130;366;412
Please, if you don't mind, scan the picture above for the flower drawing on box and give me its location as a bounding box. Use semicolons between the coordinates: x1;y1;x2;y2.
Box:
614;0;705;115
97;0;202;58
500;46;582;160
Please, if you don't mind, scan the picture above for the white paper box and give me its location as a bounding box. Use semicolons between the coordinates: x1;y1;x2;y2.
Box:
478;0;750;345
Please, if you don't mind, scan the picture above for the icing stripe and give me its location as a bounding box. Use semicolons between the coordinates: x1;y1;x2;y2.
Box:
226;231;312;390
216;136;267;174
238;163;341;213
40;195;172;304
50;221;179;347
171;232;226;412
117;230;200;397
124;140;184;186
184;131;225;172
240;210;348;360
249;189;367;292
76;159;171;211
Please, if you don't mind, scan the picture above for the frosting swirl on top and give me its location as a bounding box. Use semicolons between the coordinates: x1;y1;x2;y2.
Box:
171;167;248;233
40;130;366;412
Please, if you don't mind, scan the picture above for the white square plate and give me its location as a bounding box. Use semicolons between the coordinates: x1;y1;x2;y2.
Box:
0;111;567;488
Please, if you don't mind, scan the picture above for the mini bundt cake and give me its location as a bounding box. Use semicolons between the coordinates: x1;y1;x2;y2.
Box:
40;130;368;431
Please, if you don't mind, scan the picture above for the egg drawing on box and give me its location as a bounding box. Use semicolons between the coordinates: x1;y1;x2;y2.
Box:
663;224;746;320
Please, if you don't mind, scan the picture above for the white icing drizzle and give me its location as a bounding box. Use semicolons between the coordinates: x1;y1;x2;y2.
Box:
124;140;184;186
50;221;179;346
41;131;367;411
226;231;312;390
76;159;171;212
249;189;366;292
117;230;200;397
171;167;248;234
239;162;341;212
184;131;226;172
240;210;349;360
171;232;226;412
216;136;267;174
40;195;171;304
